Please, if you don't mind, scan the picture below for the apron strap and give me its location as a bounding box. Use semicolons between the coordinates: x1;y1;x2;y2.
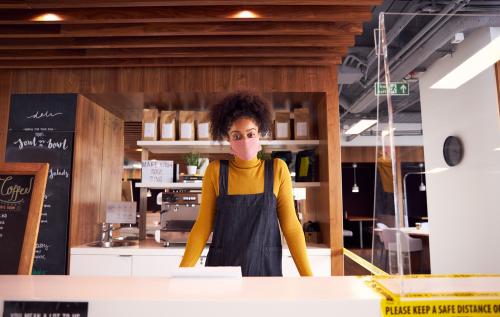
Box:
219;160;229;196
264;159;274;195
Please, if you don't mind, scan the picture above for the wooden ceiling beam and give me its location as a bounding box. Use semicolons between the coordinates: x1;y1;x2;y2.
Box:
0;35;355;49
0;6;372;24
0;0;383;9
0;47;348;60
0;21;363;38
0;56;342;68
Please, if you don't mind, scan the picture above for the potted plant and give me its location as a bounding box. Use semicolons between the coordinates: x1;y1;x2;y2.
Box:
185;152;201;175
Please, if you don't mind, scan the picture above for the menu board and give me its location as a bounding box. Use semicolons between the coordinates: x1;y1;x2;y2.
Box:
5;94;77;275
0;175;35;274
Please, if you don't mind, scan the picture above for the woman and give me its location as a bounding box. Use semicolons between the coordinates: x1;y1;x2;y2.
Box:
180;92;312;276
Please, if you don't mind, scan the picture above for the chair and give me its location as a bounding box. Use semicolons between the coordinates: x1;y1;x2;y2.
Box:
375;223;388;267
343;229;353;237
420;222;429;231
381;228;423;274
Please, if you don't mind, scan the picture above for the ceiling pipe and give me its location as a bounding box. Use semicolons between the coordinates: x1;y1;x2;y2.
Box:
390;15;500;86
363;0;433;82
343;1;489;116
341;1;459;119
346;15;500;115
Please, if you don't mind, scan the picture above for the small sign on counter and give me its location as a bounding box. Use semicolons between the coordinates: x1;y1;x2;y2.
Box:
105;202;137;224
141;160;173;184
3;301;88;317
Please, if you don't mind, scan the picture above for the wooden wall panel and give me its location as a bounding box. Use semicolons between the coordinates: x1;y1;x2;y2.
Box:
0;70;12;162
99;110;125;220
397;146;425;162
341;146;424;163
309;82;343;275
70;95;106;247
325;88;343;276
7;66;336;94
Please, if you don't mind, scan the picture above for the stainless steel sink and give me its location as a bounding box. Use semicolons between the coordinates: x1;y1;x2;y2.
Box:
87;240;138;248
114;236;139;241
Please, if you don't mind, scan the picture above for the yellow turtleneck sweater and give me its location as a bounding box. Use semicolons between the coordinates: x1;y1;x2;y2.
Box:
179;156;313;276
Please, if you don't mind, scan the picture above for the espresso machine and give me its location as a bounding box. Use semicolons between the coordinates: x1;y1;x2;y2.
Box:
155;189;212;246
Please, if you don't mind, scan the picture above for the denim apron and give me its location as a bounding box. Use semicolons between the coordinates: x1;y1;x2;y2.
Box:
205;159;283;276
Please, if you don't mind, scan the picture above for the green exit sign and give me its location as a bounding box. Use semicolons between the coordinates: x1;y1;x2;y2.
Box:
374;82;410;96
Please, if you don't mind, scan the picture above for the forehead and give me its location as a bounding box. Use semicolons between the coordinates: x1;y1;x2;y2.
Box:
229;118;258;131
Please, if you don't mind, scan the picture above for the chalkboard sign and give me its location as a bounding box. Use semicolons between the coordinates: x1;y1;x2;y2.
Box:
6;93;77;275
0;163;48;275
8;94;77;132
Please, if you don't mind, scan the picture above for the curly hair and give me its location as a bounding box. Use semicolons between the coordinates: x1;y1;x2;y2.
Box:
209;92;273;141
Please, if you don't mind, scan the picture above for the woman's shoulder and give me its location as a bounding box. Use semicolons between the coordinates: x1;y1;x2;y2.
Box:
271;158;288;169
205;160;220;175
271;158;291;177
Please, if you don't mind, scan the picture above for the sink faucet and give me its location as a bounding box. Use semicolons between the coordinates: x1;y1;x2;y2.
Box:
100;223;119;242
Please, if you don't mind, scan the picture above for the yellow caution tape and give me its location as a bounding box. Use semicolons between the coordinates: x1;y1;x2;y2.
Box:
381;299;500;317
367;275;500;300
343;248;389;276
364;275;500;317
375;274;500;280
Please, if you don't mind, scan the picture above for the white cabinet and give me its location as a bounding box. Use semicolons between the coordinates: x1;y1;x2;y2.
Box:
282;255;331;277
132;255;181;277
70;254;132;276
70;247;329;277
131;255;207;276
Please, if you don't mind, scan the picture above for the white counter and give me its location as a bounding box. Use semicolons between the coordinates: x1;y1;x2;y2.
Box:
70;239;331;256
0;275;381;317
2;275;499;317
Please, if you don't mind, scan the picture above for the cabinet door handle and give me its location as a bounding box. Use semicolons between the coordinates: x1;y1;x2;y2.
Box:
118;255;132;257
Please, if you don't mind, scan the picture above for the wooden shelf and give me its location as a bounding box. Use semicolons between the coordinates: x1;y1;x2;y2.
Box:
137;140;319;154
135;182;320;189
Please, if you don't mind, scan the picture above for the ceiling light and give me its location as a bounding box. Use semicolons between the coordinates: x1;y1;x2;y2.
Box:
352;163;359;193
381;128;396;137
431;35;500;89
352;184;359;193
345;119;377;135
419;163;426;192
231;10;259;19
32;13;63;22
494;147;500;151
136;148;143;152
419;183;427;192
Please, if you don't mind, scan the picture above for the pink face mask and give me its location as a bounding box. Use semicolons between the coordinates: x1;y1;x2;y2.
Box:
229;137;262;161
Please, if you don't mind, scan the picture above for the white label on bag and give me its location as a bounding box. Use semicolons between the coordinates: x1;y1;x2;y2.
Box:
162;123;173;139
276;122;289;138
181;123;193;139
296;122;308;137
143;123;155;138
198;122;209;139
